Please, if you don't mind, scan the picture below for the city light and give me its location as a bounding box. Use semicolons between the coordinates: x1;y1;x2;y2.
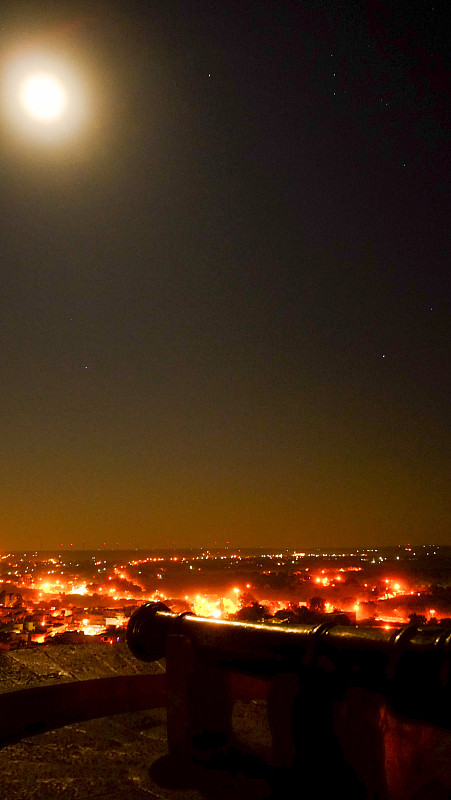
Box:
0;546;449;649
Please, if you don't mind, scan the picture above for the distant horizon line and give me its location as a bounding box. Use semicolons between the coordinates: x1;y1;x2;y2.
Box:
1;543;448;555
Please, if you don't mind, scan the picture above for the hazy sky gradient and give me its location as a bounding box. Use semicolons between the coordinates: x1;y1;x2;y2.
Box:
0;0;449;550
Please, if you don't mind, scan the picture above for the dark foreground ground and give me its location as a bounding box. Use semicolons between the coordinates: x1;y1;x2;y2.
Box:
2;642;451;799
0;643;272;800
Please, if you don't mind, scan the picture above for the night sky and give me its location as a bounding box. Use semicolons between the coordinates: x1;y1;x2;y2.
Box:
0;1;449;551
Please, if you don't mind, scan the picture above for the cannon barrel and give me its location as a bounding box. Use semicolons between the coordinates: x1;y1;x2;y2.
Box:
127;602;451;664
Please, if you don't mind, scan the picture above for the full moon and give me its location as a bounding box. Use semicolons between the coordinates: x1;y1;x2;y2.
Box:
20;72;68;122
2;50;87;142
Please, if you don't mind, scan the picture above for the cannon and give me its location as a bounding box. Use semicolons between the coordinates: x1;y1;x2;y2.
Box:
127;603;451;798
127;602;451;722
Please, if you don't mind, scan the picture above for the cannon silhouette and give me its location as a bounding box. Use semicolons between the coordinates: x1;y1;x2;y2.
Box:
127;602;451;798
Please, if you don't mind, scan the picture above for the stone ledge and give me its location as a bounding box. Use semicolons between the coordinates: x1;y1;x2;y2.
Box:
0;642;164;692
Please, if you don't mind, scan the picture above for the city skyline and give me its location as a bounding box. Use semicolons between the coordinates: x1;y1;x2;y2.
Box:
0;1;449;551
